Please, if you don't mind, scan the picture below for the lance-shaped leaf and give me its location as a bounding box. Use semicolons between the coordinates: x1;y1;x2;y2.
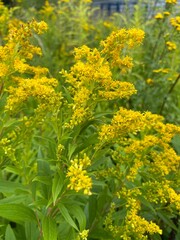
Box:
42;216;57;240
0;204;36;224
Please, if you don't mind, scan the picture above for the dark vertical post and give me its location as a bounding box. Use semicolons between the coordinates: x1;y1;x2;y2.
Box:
116;3;120;12
107;3;111;16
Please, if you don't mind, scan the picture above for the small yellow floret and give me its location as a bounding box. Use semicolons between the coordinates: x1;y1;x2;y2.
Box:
154;13;164;19
66;154;92;195
166;41;176;50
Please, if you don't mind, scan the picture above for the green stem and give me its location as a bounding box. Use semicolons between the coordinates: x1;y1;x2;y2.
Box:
159;73;180;115
0;79;4;97
151;27;164;60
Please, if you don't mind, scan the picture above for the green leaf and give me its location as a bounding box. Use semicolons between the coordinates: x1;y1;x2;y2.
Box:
171;134;180;155
150;233;163;240
0;204;36;224
94;112;113;119
88;195;97;226
52;172;64;205
137;195;156;215
0;180;27;194
37;159;51;176
89;227;112;239
62;86;73;103
175;219;180;239
4;166;23;176
25;222;39;240
68;205;86;231
68;143;77;160
3;118;18;128
58;222;76;240
73;134;99;155
5;225;16;240
32;176;52;185
157;211;177;231
42;216;57;240
0;195;28;205
37;159;52;199
58;202;79;231
97;187;112;213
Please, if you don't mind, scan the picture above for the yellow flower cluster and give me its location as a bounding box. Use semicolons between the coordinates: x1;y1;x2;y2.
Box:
100;28;145;72
125;199;162;238
40;0;54;16
59;0;91;3
154;11;171;19
66;154;92;195
166;41;177;50
67;107;91;128
103;21;116;30
146;78;154;85
104;199;162;240
150;148;180;176
59;0;70;3
69;45;110;86
0;0;12;36
77;229;89;240
7;19;47;58
14;59;49;77
5;77;61;112
97;96;179;238
99;108;163;141
125;133;180;178
62;35;139;127
167;187;180;210
56;144;65;161
0;19;48;80
117;187;142;201
153;68;170;73
166;0;177;3
0;19;62;116
143;180;180;210
0;137;16;162
98;80;137;100
170;16;180;31
154;13;164;19
154;122;180;142
126;210;162;238
68;86;91;127
100;118;180;182
0;62;8;77
125;121;180;173
163;11;170;16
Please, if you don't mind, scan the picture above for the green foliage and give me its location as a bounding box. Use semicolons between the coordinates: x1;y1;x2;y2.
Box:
110;0;180;124
0;204;36;224
42;216;58;240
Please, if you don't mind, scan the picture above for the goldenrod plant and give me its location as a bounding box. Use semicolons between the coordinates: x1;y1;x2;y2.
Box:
109;0;180;124
0;1;180;240
27;0;100;77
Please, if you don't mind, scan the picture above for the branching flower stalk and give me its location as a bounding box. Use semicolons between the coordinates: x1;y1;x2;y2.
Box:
0;1;180;239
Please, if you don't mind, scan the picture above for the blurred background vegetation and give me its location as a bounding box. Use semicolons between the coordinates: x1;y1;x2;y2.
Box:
1;0;180;124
